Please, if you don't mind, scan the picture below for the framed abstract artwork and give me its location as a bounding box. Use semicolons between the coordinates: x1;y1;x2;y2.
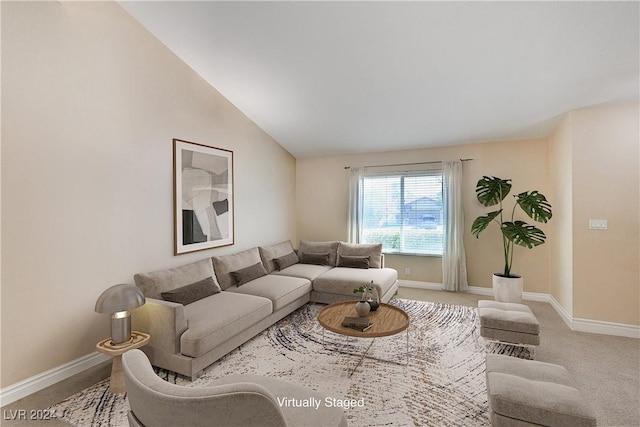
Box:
173;139;234;255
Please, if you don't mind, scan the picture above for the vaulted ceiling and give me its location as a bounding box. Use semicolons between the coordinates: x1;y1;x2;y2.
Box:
121;1;639;158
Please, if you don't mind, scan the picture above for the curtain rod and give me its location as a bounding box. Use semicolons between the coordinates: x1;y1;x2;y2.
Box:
343;158;473;170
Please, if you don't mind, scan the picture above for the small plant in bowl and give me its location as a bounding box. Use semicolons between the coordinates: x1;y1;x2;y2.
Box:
353;285;367;301
352;285;371;317
353;283;380;311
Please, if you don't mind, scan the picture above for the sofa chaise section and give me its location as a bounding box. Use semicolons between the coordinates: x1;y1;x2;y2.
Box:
292;241;398;304
311;266;398;304
260;240;399;304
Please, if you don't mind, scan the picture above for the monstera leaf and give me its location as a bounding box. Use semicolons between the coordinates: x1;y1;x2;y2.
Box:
501;221;547;249
475;176;512;207
472;176;552;277
471;210;502;238
515;191;552;223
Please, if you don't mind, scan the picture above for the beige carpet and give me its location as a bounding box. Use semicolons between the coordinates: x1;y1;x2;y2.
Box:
398;288;640;427
3;289;638;426
48;299;530;427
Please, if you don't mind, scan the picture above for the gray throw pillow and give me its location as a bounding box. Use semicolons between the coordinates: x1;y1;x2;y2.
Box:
337;255;371;269
274;252;299;270
337;242;383;268
160;277;220;305
231;262;267;286
299;252;331;266
299;241;339;266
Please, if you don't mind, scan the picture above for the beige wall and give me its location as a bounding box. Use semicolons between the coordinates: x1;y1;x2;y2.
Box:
547;102;639;326
296;138;550;292
1;2;296;387
548;113;574;316
571;103;639;325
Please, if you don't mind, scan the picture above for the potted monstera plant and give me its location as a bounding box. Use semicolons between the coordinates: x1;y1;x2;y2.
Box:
471;176;552;302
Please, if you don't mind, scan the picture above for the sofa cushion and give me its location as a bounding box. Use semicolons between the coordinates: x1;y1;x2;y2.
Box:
337;255;370;269
160;277;220;305
299;241;339;266
478;300;540;335
225;275;312;311
181;292;272;358
231;262;268;287
337;242;383;268
312;267;398;298
486;354;576;386
259;240;297;273
134;258;218;300
212;247;263;290
487;372;595;427
299;252;331;266
272;263;334;281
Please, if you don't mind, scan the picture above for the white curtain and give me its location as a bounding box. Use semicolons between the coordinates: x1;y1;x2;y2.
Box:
347;167;364;243
442;160;469;292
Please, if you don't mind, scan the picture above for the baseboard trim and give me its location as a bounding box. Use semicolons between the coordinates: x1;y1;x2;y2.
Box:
548;294;574;330
397;280;548;302
571;316;640;338
398;281;639;338
0;351;110;407
397;279;443;290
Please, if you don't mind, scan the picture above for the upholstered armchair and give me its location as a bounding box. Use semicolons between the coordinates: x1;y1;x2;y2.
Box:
122;349;348;427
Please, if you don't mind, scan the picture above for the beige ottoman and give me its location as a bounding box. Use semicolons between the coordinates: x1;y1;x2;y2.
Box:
486;354;596;426
478;300;540;346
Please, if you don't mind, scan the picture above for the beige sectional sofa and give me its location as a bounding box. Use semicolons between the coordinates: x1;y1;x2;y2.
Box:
132;240;398;379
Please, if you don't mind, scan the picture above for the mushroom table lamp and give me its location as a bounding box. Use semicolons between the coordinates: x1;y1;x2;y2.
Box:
95;284;145;345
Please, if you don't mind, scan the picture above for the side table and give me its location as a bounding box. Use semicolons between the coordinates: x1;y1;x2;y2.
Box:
96;331;150;393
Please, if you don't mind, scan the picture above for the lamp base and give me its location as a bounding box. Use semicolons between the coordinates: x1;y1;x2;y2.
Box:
111;311;131;345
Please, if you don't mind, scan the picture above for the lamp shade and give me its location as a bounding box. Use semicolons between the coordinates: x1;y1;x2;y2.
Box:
95;284;145;314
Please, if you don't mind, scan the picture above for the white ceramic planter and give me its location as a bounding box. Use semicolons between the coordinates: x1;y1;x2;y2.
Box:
492;274;523;303
355;301;370;317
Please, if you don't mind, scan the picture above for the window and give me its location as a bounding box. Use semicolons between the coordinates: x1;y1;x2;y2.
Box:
359;171;443;256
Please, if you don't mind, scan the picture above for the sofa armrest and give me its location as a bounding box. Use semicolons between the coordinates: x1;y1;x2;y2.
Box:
381;253;385;268
132;298;188;355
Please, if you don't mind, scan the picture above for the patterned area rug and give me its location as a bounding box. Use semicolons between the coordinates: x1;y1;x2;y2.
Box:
50;299;530;426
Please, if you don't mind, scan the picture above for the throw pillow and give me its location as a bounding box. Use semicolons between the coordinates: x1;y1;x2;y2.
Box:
230;262;268;286
299;241;339;266
299;252;331;266
211;247;262;290
134;258;217;300
258;240;296;273
160;277;220;305
274;251;299;270
337;255;371;269
337;242;383;268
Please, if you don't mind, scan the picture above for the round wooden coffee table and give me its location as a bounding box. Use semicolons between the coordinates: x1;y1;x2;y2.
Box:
318;301;410;376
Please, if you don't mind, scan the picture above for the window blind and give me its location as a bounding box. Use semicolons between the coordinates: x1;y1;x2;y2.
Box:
360;170;444;256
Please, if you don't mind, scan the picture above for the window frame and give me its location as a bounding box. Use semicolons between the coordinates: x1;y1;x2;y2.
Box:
358;169;444;257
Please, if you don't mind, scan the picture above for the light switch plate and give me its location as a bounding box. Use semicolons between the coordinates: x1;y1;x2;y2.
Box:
589;219;608;230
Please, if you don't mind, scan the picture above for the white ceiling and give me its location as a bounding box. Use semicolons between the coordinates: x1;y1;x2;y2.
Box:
121;1;639;158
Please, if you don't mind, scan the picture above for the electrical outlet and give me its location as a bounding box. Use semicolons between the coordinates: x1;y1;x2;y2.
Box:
405;267;411;275
589;219;608;230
